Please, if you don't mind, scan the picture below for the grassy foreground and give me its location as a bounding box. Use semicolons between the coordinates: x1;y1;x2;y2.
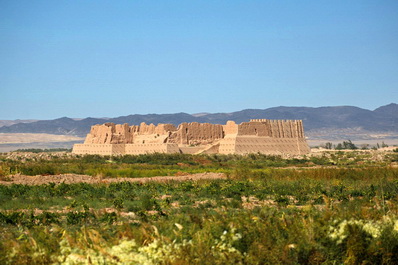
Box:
0;152;398;264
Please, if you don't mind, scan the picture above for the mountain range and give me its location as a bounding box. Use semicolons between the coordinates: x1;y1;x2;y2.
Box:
0;103;397;140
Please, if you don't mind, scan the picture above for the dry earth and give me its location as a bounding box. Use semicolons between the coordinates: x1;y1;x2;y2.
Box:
0;133;85;152
0;133;84;144
0;172;227;186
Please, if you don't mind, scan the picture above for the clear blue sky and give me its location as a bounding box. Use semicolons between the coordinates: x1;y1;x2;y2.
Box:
1;0;397;120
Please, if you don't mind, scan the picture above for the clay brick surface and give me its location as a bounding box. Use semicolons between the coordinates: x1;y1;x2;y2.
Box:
73;119;310;155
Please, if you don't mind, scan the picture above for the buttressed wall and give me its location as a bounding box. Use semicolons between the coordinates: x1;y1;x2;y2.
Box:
73;119;310;156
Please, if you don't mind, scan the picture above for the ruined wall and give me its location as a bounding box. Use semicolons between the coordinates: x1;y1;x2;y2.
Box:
131;123;177;135
73;119;310;156
218;119;309;155
237;121;270;136
84;123;177;144
178;142;220;154
84;123;132;144
219;136;310;155
72;144;125;155
250;119;304;139
218;135;236;154
125;143;179;155
84;123;113;144
168;122;224;145
223;121;238;135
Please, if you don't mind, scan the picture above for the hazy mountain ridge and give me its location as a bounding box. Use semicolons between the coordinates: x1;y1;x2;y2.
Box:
0;104;397;139
0;119;38;128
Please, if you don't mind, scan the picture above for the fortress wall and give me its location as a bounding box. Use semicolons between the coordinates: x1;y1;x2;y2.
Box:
133;134;168;144
219;136;237;154
296;121;301;138
125;143;179;155
179;142;221;154
277;121;282;138
84;123;114;144
72;144;89;154
166;143;180;153
232;136;309;155
268;120;279;138
178;146;206;154
282;121;291;138
290;121;299;138
72;144;125;155
290;121;297;138
201;143;220;154
291;121;296;137
73;119;310;156
130;125;139;134
155;124;177;135
132;123;176;135
223;121;238;135
84;123;133;144
169;122;224;145
112;123;132;144
299;120;305;138
262;120;306;139
137;123;156;134
298;138;311;154
111;144;126;155
237;122;269;136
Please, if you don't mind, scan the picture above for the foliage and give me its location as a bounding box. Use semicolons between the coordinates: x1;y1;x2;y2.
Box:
1;152;398;264
335;140;358;150
1;151;394;179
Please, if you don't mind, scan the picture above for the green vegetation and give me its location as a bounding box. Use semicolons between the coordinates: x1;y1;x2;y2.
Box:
335;140;358;150
1;152;398;264
323;141;394;150
1;151;398;179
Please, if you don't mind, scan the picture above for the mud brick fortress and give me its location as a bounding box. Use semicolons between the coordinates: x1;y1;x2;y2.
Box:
73;119;310;156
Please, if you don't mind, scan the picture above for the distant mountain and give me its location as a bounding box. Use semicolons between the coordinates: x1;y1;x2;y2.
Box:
374;103;398;115
0;114;206;136
0;104;397;138
0;119;38;128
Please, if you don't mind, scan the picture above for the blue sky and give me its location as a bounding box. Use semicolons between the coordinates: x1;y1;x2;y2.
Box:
1;0;397;119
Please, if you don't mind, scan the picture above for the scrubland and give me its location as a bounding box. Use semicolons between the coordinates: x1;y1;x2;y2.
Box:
0;151;398;264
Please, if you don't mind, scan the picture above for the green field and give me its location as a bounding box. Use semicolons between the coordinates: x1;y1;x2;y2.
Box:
1;151;398;264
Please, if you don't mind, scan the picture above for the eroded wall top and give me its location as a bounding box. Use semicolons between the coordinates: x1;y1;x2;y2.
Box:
83;119;307;145
168;122;224;145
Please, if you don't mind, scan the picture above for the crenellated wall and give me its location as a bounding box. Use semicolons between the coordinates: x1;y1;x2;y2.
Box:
73;119;310;155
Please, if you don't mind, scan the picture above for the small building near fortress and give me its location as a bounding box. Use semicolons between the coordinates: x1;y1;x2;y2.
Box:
72;119;310;156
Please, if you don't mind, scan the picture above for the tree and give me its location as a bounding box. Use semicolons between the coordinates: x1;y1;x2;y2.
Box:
360;144;369;150
335;140;357;150
342;140;357;150
336;143;343;150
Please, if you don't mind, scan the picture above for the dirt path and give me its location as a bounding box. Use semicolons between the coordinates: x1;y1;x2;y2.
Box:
0;172;227;185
